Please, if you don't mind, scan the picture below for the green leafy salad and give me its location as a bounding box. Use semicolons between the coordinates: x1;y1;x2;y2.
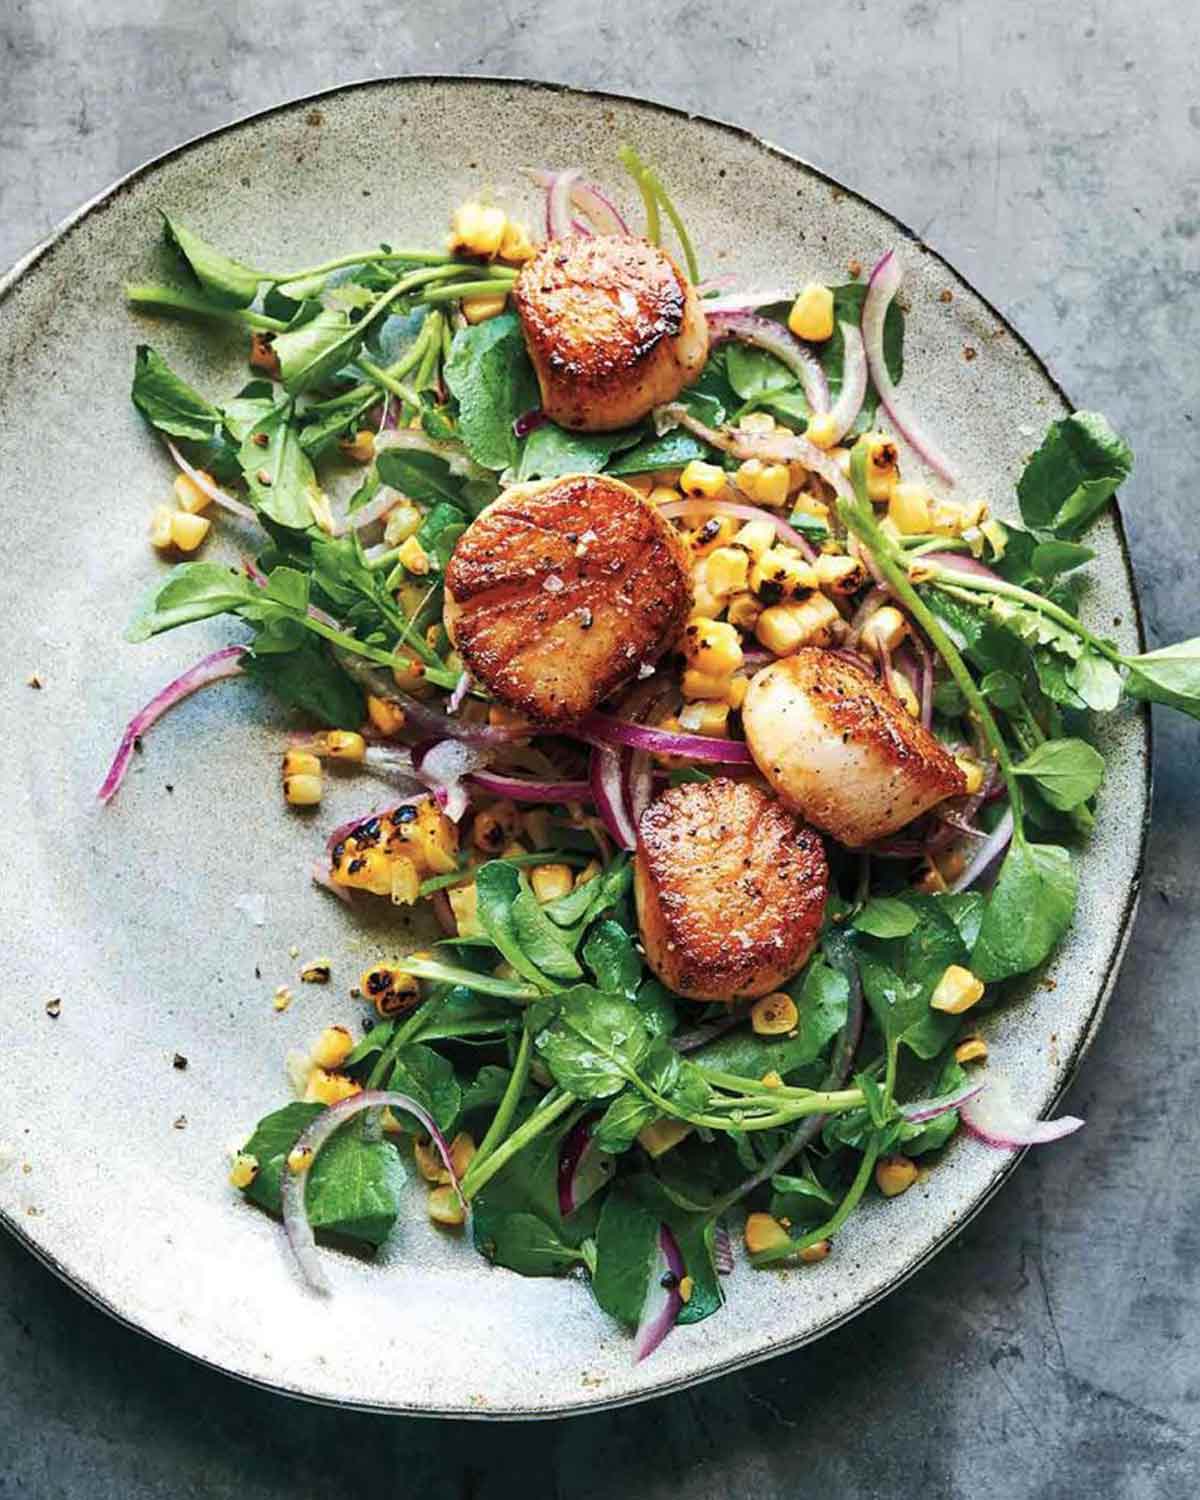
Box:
102;147;1197;1363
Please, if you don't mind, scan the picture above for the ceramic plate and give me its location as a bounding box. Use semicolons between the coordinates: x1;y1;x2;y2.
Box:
0;77;1149;1417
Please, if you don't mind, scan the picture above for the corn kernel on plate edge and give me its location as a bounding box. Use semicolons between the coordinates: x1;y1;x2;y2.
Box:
0;76;1150;1418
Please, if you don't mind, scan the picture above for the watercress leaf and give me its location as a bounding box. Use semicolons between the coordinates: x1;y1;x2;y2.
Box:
376;447;471;507
607;428;711;475
633;978;681;1041
932;676;967;718
471;1108;593;1244
725;343;796;401
387;1043;462;1134
1031;540;1096;579
162;214;263;308
789;957;851;1063
760;388;814;430
416;499;468;570
582;919;643;999
980;668;1024;711
239;401;322;529
1123;639;1200;722
516;422;641;481
473;1207;584;1276
125;561;259;641
130;345;223;441
1014;737;1104;811
590;1185;660;1328
939;890;986;951
510;885;584;980
544;856;632;931
242;637;364;727
857;897;971;1059
626;1175;723;1326
474;861;558;990
971;838;1077;981
534;985;651;1099
273;307;364;394
593;1090;658;1154
769;1171;837;1228
1066;650;1122;712
852;896;919;939
1017;411;1133;538
641;1038;712;1115
221;381;279;441
444;313;538;471
461;1064;517;1116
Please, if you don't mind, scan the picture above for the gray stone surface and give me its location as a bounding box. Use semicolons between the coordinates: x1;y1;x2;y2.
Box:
1;0;1197;1494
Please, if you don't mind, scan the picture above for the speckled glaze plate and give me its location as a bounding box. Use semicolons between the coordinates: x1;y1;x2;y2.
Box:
0;77;1149;1418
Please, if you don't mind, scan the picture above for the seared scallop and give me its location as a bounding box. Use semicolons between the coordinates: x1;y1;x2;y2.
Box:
742;648;966;849
635;778;829;1003
513;235;709;431
443;473;691;726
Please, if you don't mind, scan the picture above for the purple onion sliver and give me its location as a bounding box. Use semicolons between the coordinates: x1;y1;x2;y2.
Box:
899;1078;985;1124
512;408;548;438
949;806;1014;893
164;438;255;521
959;1078;1085;1150
571;180;629;235
633;1223;686;1363
712;1224;735;1276
589;744;638;850
704;311;830;414
579;711;755;766
825;320;869;443
467;770;592;805
915;550;1004;582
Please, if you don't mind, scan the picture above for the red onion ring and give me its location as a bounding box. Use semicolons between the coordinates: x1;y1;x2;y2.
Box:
914;550;1003;582
825;321;868;444
578;711;754;766
311;860;353;903
331;488;402;538
712;1224;735;1275
704;311;830;414
467;770;592;804
557;1118;615;1216
164;439;255;522
512;408;547;438
960;1077;1084;1150
949;806;1014;892
634;1223;687;1363
589;744;638;850
659;497;818;563
700;289;792;313
543;168;582;239
899;1078;985;1124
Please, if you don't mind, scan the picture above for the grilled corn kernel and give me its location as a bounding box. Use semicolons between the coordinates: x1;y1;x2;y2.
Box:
283;750;322;779
449;201;508;257
462;293;508;324
389;855;421;906
930;964;986;1014
574;858;602;888
792;489;830;523
148;504;175;549
745;1212;791;1255
758;593;842;654
173;472;214;514
726;591;763;631
861;605;909;657
679;699;730;736
360;963;421;1018
287;1146;314;1175
273;985;293;1012
637;1118;694;1157
955;1037;989;1065
472;800;520;853
366;694;406;737
498;219;536;262
397;800;460;875
750;547;818;604
726;674;750;711
930;499;968;536
428;1184;466;1227
332;844;393;895
284;772;323;807
682;618;744;674
678;1275;695;1303
787;283;835;342
705;545;750;599
414;1136;449;1183
340;428;375;464
228;1152;259;1189
815;553;866;595
304;1068;362;1106
732;519;777;561
390;657;429;697
310;1025;354;1070
799;1239;832;1264
680;460;728;500
449;1132;477;1178
738;411;777;434
688;557;723;620
531;863;574;903
890;672;920;718
889;481;934;535
736;459;791;507
761;1070;784;1089
875;1155;919;1198
448;882;481;938
955;756;986;796
865;433;901;501
249;331;280;377
804;411;839;450
687;514;738;559
324;729;366;762
648;484;680;507
299;959;332;985
383;502;424;545
169;510;211;553
751;992;799;1036
682;667;734;701
396;535;431;576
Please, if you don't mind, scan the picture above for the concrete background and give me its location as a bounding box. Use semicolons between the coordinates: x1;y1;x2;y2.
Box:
2;1;1197;1495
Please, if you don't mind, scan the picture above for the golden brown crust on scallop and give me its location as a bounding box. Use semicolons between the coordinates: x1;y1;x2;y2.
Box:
443;473;692;726
634;778;829;1002
513;235;709;431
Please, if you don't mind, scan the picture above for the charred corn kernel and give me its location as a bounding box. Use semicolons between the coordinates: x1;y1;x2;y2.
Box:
804;411;839;449
428;1184;466;1227
891;672;920;718
792;489;830;522
930;499;968;536
283;750;322;779
887;481;933;534
955;1036;989;1065
624;473;655;495
169;510;211;553
815;553;866;594
679;699;730;736
726;675;749;711
574;858;602;888
299;959;332;985
325;729;366;762
488;704;532;733
531;863;574;903
955;756;986;796
688;558;723;620
366;694;406;737
745;1212;791;1255
727;591;763;632
414;1136;450;1184
449;201;508;257
750;547;818;603
359;963;421;1018
687;514;738;558
396;534;431;575
705;545;750;599
738;411;777;434
799;1239;832;1264
875;1154;919;1198
472;802;518;855
273;985;293;1012
865;433;901;500
637;1118;694;1157
148;504;175;549
680;459;728;500
930;964;986;1014
736;459;791;507
310;1026;353;1070
732;519;777;561
397;800;459;875
248;331;280;376
758;593;842;654
286;1146;315;1175
498;220;535;263
751;992;799;1036
449;1132;477;1178
648;484;680;507
383;502;424;545
862;606;909;657
462;293;508;324
448;882;481;938
228;1152;259;1189
682;667;734;701
340;428;375;464
788;282;835;341
332;845;393;895
284;773;322;807
678;1275;695;1303
389;855;421;906
173;472;213;514
521;807;551;849
960;497;990;529
304;1068;361;1106
682;618;744;674
761;1070;784;1089
390;656;428;695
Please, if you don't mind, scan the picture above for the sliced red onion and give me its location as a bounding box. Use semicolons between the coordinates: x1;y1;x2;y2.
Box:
335;652;522;748
557;1119;615;1216
164;439;255;522
705;311;830;414
825;321;868;444
627;748;653;825
712;1224;735;1275
700;289;792;313
960;1076;1084;1150
513;408;547;438
694;273;737;296
545;168;581;239
590;744;638;851
570;217;593;237
655;405;856;508
863;252;958;485
527;169;629;237
412;738;492;822
658;497;818;563
949;806;1014;893
331;488;401;538
447;672;471;714
914;550;1003;582
899;1078;985;1124
467;769;592;805
910;633;935;729
311;860;353;904
376;394;391;433
633;1223;686;1363
846;585;890;649
578;711;754;766
97;645;246;803
279;1089;463;1295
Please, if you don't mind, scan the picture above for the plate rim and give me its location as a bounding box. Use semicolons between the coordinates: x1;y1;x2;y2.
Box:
0;71;1154;1419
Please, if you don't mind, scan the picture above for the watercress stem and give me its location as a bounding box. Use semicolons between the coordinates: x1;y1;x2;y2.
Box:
752;1134;884;1266
270;249;457;282
923;566;1125;668
356;356;422;407
125;283;290;332
394;954;542;1001
365;985;453;1091
464;1025;533;1183
617;145;661;245
420;277;517;304
460;1088;577;1201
